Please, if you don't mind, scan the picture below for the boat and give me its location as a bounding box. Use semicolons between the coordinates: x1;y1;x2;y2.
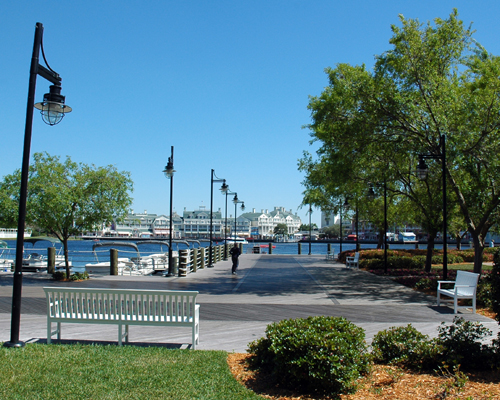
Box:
85;242;153;275
22;237;71;272
0;241;14;270
0;228;32;239
224;237;249;245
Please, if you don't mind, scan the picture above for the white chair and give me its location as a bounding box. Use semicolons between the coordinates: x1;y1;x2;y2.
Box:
437;270;479;314
326;251;336;262
345;252;359;269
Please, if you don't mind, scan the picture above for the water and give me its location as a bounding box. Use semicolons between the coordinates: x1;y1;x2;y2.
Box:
0;239;437;268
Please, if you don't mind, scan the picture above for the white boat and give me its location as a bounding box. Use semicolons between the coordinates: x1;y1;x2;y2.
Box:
0;241;14;270
0;228;32;239
224;237;248;245
22;237;71;272
85;242;153;275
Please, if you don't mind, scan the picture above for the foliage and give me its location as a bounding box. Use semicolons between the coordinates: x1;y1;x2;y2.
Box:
371;318;496;372
273;223;288;237
371;325;438;370
491;251;500;323
52;271;89;281
437;317;494;371
247;316;370;396
300;9;500;274
0;152;133;277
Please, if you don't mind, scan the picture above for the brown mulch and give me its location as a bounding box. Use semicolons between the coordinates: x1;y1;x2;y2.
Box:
228;353;500;400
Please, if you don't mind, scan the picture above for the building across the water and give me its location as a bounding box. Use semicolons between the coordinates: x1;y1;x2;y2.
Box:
84;206;302;240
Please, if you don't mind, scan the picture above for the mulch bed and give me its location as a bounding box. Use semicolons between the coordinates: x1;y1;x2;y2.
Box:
228;353;500;399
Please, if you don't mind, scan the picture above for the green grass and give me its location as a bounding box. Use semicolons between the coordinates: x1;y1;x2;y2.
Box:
0;344;262;400
431;263;493;271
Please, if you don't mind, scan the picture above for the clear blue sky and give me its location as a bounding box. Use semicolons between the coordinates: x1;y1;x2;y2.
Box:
2;1;500;226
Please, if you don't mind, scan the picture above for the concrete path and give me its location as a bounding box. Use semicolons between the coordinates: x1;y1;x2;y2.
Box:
0;254;497;352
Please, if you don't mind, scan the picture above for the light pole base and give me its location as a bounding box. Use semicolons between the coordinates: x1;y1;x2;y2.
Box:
208;264;215;268
4;341;25;348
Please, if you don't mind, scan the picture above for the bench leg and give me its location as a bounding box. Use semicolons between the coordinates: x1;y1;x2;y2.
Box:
47;320;51;344
472;296;476;314
454;297;458;314
437;293;440;307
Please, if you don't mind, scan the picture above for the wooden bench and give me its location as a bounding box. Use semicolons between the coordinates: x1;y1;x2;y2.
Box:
437;270;479;314
345;252;359;269
44;287;200;349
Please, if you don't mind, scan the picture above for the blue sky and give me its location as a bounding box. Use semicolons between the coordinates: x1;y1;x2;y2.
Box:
2;1;500;226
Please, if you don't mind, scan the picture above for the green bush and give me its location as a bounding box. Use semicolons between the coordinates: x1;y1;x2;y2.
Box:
52;271;89;281
436;317;494;371
430;254;464;264
361;256;424;270
371;324;438;370
247;316;370;396
415;277;438;291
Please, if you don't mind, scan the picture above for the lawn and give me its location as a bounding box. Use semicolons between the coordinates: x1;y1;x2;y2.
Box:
0;344;262;400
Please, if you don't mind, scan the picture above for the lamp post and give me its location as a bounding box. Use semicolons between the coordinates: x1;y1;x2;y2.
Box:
5;23;72;348
224;189;237;260
308;205;312;255
417;134;448;280
339;199;348;254
209;170;227;267
233;194;245;244
368;180;388;273
163;146;175;276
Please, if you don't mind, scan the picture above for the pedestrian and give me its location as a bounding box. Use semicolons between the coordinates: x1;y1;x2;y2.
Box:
491;239;495;248
230;244;241;275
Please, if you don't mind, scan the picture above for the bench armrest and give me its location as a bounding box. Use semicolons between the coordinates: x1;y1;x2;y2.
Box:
437;280;455;290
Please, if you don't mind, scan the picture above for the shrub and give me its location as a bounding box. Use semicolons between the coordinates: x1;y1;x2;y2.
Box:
52;271;89;281
247;316;370;396
436;317;494;371
52;271;66;280
491;251;500;323
371;324;438;370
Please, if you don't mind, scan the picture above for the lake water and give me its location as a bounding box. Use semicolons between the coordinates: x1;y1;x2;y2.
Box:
0;239;446;272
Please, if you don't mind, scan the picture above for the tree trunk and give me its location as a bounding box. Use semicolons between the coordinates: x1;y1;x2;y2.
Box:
377;229;384;250
425;234;435;273
471;234;484;274
455;234;461;250
63;238;71;278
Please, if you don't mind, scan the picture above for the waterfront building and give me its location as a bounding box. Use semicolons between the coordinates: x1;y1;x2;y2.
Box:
183;206;223;239
240;207;302;239
106;210;182;238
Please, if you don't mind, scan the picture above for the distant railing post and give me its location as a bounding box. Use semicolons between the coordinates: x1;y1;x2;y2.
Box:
327;243;332;253
268;242;273;254
192;248;198;272
199;248;206;269
110;249;118;275
298;243;302;255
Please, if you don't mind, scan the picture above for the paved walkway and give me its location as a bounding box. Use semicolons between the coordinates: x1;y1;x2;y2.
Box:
0;254;497;352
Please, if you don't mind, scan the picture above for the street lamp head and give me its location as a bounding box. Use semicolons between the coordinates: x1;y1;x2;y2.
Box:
367;186;376;200
220;180;228;193
163;157;175;179
34;84;72;125
417;157;429;180
241;202;245;211
232;194;238;204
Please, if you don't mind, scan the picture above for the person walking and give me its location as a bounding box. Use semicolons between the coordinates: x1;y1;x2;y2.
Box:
229;244;241;275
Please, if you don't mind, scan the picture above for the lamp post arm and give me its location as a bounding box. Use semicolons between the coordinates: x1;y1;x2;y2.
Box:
37;64;61;85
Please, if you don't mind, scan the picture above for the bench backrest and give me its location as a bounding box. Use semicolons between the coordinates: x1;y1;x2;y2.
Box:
43;287;198;322
353;252;359;262
455;271;479;295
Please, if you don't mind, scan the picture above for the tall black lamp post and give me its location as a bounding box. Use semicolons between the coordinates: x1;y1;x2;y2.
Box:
163;146;175;276
368;180;388;273
5;22;72;348
233;194;245;243
209;170;227;267
308;205;312;255
223;189;237;260
417;134;448;280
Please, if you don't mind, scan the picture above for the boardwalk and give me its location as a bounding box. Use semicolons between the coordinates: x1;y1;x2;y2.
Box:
0;254;497;352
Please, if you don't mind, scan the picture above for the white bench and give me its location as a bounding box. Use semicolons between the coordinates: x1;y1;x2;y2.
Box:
326;251;336;262
44;287;200;349
437;270;479;314
345;252;359;269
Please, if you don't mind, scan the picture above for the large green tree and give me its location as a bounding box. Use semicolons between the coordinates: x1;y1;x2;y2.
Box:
0;152;133;277
301;10;500;274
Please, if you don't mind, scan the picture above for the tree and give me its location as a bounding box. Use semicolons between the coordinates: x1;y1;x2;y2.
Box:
0;152;133;277
299;223;318;231
274;223;289;237
301;10;500;274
